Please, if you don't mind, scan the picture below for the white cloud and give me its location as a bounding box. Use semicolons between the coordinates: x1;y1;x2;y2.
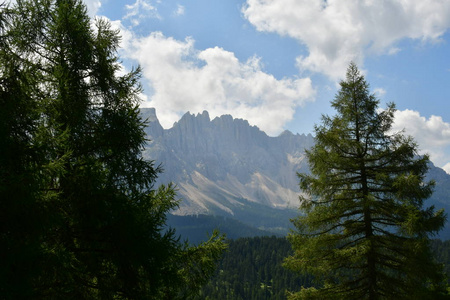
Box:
243;0;450;80
391;109;450;171
174;4;185;16
374;88;386;97
84;0;101;17
124;0;160;26
443;163;450;175
387;47;401;55
113;23;315;135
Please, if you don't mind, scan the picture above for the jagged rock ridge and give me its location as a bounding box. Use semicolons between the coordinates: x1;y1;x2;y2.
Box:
141;108;450;238
141;108;313;218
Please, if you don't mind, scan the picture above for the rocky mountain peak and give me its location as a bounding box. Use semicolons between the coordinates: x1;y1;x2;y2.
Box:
140;108;163;138
141;108;450;238
142;108;313;215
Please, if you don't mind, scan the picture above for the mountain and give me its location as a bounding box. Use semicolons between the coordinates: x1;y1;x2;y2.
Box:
141;108;450;239
141;108;313;212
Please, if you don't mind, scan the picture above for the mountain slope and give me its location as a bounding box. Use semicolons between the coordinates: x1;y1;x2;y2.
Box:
141;109;313;214
141;108;450;239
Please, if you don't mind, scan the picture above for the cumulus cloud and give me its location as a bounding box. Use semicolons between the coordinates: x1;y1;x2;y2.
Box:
84;0;101;17
113;22;315;135
243;0;450;80
391;109;450;171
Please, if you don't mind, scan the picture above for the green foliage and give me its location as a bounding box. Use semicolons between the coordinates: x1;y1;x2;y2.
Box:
0;1;225;298
0;4;46;297
432;239;450;284
284;63;448;299
190;236;450;300
197;236;312;300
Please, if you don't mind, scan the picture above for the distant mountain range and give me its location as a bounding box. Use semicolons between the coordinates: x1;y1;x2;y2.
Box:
141;108;450;240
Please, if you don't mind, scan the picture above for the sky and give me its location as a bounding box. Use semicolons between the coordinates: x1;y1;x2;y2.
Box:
82;0;450;172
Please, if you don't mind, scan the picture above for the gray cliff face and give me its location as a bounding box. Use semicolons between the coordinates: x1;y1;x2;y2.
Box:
141;108;314;217
141;108;450;238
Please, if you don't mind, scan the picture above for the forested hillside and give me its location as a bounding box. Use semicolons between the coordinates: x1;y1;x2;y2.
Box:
196;236;450;300
196;236;309;300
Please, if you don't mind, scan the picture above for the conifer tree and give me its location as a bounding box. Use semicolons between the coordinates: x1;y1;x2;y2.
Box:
0;3;48;297
1;1;225;298
284;63;447;300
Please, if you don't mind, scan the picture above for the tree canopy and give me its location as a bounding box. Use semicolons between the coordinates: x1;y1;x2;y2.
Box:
284;63;447;300
0;1;225;298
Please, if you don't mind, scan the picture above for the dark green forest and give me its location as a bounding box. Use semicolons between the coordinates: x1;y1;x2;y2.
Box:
196;236;307;300
196;236;450;300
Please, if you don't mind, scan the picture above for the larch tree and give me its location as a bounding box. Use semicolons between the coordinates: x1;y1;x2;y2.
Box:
284;63;447;300
0;0;226;299
0;3;48;297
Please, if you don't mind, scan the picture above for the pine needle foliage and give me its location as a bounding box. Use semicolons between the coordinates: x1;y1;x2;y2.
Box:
0;1;226;298
284;63;448;300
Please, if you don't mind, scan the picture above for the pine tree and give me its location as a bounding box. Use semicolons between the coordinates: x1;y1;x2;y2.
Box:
1;1;225;298
284;63;447;299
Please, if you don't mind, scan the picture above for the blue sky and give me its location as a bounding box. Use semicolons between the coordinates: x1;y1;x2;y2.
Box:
84;0;450;172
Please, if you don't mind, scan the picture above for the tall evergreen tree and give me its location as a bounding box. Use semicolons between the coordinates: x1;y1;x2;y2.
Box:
1;1;225;298
0;3;48;297
284;63;447;300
